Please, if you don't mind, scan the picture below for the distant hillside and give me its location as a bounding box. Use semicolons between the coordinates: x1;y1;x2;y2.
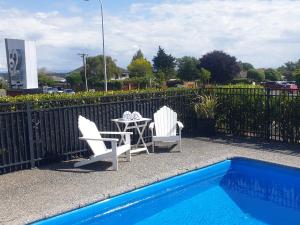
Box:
47;72;68;78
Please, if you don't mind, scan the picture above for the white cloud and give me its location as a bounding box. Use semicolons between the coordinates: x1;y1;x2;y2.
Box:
1;0;300;71
68;5;82;14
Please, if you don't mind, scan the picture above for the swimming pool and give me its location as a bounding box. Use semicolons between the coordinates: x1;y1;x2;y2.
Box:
33;158;300;225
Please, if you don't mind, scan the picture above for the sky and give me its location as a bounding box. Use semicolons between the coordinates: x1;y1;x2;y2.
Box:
0;0;300;72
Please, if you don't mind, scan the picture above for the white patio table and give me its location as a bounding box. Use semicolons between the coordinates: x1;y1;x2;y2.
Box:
111;118;151;154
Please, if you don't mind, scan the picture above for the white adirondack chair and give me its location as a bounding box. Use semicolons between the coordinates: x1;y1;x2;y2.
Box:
149;106;184;152
74;116;132;171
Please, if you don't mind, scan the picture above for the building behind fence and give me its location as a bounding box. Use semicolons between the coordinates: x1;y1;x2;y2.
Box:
1;88;300;174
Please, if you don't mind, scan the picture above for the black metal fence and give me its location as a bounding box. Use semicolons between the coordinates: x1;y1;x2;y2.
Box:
1;88;300;174
212;88;300;142
0;91;196;174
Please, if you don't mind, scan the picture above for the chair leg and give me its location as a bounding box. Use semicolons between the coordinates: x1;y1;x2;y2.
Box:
126;150;131;162
179;131;182;152
112;141;118;171
179;139;182;152
112;158;118;171
152;141;155;153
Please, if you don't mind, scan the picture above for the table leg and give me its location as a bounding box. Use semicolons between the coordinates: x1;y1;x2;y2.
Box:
114;122;127;145
136;121;147;146
134;121;149;154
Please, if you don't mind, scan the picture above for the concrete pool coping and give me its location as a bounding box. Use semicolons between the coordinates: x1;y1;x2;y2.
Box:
1;137;300;225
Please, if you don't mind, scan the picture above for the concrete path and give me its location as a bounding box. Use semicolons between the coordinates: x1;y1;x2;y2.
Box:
1;137;300;225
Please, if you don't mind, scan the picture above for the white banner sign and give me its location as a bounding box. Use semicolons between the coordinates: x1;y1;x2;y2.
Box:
5;39;38;89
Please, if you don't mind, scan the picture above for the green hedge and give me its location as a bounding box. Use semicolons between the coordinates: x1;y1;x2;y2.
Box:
0;88;197;111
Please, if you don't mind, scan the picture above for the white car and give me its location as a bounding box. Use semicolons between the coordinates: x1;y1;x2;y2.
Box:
43;87;58;94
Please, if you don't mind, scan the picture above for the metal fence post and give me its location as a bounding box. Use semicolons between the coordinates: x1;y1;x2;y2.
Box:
133;95;137;111
265;88;271;140
26;102;35;168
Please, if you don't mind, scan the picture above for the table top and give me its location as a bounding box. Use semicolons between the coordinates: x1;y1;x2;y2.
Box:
111;118;151;123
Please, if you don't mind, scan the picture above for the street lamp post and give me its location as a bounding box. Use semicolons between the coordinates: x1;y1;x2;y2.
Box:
85;0;107;92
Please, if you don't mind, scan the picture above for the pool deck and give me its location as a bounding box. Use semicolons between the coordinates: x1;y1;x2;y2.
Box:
1;137;300;225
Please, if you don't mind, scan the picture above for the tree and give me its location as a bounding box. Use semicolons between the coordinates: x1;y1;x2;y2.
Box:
127;58;153;78
0;79;8;89
294;69;300;87
153;46;176;80
177;56;200;81
247;69;265;82
278;59;300;81
199;68;211;84
199;50;241;84
66;71;83;88
154;70;166;87
264;68;282;81
132;49;144;62
239;62;254;71
84;55;122;86
38;68;56;86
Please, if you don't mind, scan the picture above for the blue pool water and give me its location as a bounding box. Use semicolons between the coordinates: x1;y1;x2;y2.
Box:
33;158;300;225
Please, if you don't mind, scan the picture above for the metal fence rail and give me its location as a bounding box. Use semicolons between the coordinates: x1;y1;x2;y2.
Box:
0;88;300;174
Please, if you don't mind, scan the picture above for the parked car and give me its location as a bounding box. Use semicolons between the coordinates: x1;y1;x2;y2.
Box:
56;87;64;94
64;89;75;94
262;81;298;94
282;83;298;94
43;87;58;94
261;81;282;89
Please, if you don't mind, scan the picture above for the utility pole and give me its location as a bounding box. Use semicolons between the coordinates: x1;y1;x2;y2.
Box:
78;53;88;91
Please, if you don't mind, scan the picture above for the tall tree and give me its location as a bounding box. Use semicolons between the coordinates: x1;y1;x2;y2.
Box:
278;59;300;81
84;55;122;83
38;68;56;86
264;68;282;81
66;71;83;88
0;79;8;89
132;49;144;62
177;56;201;81
153;46;176;80
199;50;241;84
199;68;211;84
127;58;153;78
239;62;254;71
294;69;300;87
247;69;265;82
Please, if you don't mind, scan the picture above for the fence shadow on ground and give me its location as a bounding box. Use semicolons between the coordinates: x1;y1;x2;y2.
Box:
193;135;300;157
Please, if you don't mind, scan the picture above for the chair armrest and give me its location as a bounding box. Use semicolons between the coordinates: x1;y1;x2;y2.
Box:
149;122;155;131
99;131;133;135
177;121;184;130
79;137;118;142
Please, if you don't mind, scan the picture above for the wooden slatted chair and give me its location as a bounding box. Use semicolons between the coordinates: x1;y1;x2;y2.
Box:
149;106;184;152
74;116;132;171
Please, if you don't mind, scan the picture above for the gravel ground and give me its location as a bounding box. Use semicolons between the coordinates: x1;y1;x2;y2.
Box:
1;137;300;225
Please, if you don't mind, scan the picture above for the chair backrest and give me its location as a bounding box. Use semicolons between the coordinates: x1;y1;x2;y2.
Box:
154;106;177;137
78;116;107;156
